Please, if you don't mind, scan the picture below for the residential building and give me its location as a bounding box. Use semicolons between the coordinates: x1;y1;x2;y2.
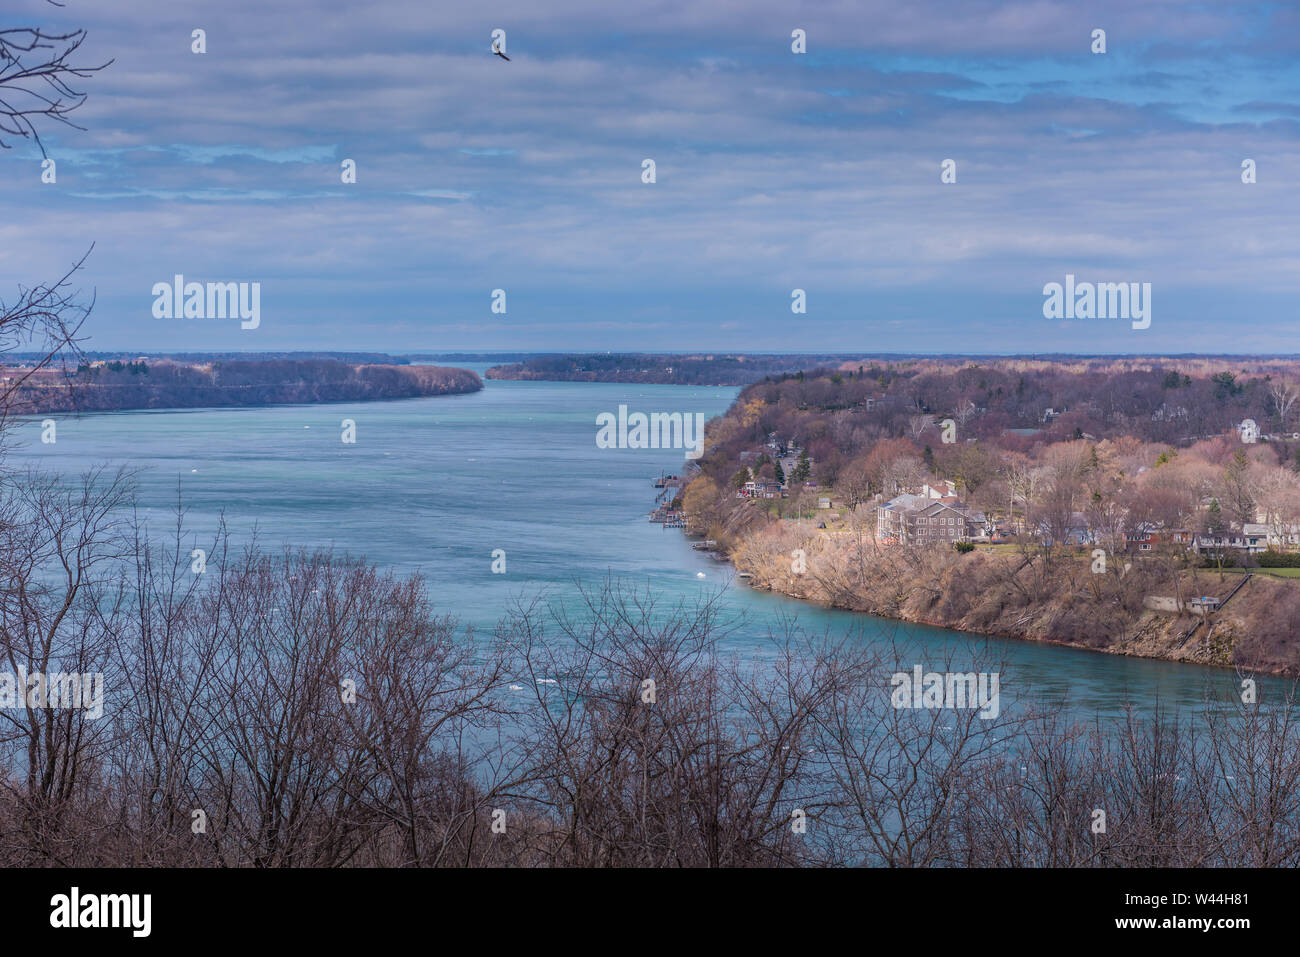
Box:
877;491;982;546
1194;525;1267;554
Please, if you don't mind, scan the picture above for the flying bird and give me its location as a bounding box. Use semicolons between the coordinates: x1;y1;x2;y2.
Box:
493;43;510;61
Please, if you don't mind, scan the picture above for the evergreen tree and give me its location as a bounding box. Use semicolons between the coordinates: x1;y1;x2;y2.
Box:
793;450;811;483
1206;499;1223;534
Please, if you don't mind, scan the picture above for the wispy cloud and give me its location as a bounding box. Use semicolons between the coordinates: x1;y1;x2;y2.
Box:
3;0;1298;353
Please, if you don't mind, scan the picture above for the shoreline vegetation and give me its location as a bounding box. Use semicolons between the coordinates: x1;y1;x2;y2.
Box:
12;512;1300;867
672;356;1300;676
723;531;1270;673
486;352;1300;388
485;352;860;386
0;358;482;415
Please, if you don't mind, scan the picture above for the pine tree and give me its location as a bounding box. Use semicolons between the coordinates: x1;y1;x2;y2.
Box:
793;450;811;483
1206;499;1223;534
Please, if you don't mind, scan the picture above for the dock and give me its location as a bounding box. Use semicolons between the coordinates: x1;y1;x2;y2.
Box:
649;475;691;527
654;474;687;503
649;504;685;527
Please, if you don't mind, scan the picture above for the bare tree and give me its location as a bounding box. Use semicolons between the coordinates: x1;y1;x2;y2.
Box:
0;465;133;864
0;3;107;427
0;7;111;156
0;247;95;428
907;414;933;442
1271;379;1299;433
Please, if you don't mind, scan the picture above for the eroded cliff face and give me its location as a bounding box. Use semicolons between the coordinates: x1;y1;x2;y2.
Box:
728;520;1300;674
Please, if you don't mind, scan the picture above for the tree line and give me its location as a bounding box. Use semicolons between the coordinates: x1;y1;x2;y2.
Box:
2;359;483;415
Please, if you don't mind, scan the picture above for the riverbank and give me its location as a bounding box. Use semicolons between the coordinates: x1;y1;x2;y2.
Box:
485;353;852;386
3;359;482;414
706;517;1300;676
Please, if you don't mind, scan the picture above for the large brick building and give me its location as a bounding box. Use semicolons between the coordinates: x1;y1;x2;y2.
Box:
877;488;984;546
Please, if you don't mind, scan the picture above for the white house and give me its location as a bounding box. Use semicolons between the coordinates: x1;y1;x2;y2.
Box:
920;480;958;499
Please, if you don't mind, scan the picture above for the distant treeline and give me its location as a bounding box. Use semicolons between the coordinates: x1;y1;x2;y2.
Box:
486;353;857;385
486;353;1300;387
10;350;413;366
408;352;535;363
2;359;481;414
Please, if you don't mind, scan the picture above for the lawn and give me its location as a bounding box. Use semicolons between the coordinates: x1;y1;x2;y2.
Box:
1211;566;1300;579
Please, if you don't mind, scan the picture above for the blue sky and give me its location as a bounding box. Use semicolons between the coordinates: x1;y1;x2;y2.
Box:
3;0;1300;354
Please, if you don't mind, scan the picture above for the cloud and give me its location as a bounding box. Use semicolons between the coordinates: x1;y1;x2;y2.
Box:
2;0;1298;352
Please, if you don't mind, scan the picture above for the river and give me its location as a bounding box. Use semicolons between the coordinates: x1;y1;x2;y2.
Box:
6;368;1272;720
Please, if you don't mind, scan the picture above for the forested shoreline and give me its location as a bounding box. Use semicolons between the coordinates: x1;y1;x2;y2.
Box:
486;353;856;385
0;359;482;415
679;358;1300;674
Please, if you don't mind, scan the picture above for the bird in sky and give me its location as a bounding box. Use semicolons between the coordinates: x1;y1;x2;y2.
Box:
493;43;510;61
